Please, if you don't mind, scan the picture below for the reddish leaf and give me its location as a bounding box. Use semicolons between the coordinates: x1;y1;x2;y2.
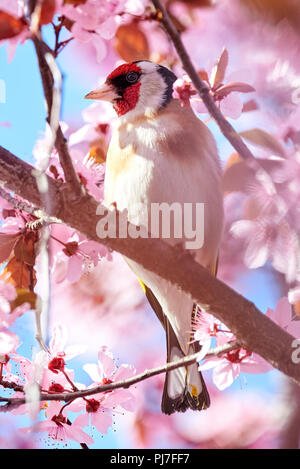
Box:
60;16;74;32
239;128;286;158
242;99;259;112
222;160;255;194
239;0;300;31
39;0;56;26
198;69;210;84
223;158;284;194
294;300;300;317
210;48;229;89
216;82;255;99
0;10;26;40
174;0;214;6
3;257;36;290
225;152;242;168
115;22;150;62
0;233;19;263
10;288;37;310
14;232;37;266
63;0;87;5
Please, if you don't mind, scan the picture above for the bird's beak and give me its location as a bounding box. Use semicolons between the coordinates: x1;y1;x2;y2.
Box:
84;82;118;102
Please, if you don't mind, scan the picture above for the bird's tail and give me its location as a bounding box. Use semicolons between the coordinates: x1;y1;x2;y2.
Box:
141;281;210;415
161;319;210;415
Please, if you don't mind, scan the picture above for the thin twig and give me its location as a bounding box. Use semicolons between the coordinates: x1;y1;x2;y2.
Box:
151;0;281;197
0;186;36;215
32;48;62;353
0;341;239;411
0;379;24;393
152;0;256;162
31;35;83;196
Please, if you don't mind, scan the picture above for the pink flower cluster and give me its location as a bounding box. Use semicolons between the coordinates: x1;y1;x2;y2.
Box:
194;298;300;390
56;0;146;62
173;48;255;119
0;280;29;377
6;325;137;446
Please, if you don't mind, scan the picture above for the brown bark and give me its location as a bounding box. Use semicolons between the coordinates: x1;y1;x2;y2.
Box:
0;145;300;387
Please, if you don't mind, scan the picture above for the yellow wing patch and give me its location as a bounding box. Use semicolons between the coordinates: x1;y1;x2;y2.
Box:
137;277;146;293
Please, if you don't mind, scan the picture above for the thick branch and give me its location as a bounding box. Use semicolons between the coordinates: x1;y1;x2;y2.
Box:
0;145;299;387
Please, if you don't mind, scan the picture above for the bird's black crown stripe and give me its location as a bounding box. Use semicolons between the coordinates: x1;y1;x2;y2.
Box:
133;61;177;107
156;65;177;107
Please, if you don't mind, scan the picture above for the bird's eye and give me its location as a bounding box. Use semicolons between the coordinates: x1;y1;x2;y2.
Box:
126;72;139;83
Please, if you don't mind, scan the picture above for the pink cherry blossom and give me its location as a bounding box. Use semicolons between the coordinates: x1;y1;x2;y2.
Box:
21;405;94;445
0;329;19;356
230;216;299;282
266;297;300;338
190;48;255;119
0;197;13;213
199;334;271;390
0;280;30;328
48;323;87;365
172;76;196;108
288;287;300;305
52;232;109;284
59;347;136;435
69;397;114;435
33;126;106;201
83;346;136;411
0;329;19;381
57;0;146;62
14;324;85;391
1;216;25;234
193;308;224;347
0;1;30;62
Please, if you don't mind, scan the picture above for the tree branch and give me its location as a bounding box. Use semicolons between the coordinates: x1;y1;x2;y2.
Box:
152;0;257;163
31;35;83;196
0;145;299;387
0;341;239;411
0;186;36;215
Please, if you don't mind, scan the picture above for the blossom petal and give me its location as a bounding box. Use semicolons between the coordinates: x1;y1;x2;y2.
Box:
98;346;115;378
83;363;102;382
92;410;112;434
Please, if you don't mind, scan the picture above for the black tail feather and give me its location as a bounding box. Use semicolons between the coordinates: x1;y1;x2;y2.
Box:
161;319;210;415
143;282;210;415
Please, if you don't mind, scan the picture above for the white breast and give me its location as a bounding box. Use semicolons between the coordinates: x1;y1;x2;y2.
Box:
104;102;223;353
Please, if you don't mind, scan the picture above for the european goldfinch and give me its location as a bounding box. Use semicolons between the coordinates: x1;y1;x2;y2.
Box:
85;61;224;414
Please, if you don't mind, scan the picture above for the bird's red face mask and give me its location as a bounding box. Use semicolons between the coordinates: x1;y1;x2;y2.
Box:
85;63;142;117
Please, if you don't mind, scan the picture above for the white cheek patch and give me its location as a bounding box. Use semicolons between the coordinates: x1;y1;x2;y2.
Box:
119;64;168;121
139;72;167;111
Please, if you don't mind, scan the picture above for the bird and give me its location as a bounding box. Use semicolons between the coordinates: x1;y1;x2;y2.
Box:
85;60;224;414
